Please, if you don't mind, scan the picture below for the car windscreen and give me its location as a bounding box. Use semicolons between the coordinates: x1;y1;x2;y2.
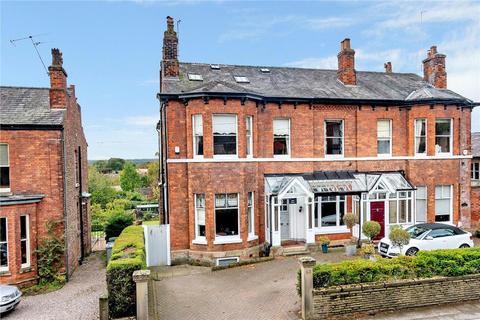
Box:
405;226;429;239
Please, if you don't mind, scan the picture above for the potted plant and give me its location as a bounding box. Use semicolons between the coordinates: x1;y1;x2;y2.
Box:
360;243;376;260
389;225;411;255
343;212;357;256
318;236;330;253
362;221;381;243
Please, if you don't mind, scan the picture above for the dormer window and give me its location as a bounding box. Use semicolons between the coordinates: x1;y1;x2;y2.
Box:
234;76;249;83
188;74;203;81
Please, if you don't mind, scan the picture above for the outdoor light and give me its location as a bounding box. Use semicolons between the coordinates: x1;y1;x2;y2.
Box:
299;206;303;213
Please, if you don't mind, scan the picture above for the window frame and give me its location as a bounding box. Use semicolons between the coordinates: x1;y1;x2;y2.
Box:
214;193;241;244
0;217;8;272
472;161;480;181
273;118;291;158
192;114;204;158
193;194;206;244
212;114;238;158
316;195;348;232
415;186;427;223
387;191;414;225
20;215;30;269
0;143;10;193
377;119;392;157
435;119;453;155
414;119;427;156
324;119;344;158
245;116;253;158
434;185;452;223
247;192;257;240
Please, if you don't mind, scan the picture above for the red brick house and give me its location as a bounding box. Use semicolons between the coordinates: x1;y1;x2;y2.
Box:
157;17;478;264
0;49;90;286
472;132;480;229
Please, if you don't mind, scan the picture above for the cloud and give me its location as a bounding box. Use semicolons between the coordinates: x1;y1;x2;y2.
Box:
306;17;355;30
284;56;337;69
124;115;158;127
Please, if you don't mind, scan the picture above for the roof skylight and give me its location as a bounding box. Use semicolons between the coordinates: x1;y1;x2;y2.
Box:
188;74;203;81
234;76;250;83
260;68;270;73
210;65;220;70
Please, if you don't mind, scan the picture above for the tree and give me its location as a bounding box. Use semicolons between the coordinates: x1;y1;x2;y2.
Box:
88;167;117;208
389;225;411;255
120;162;141;192
107;158;126;172
362;221;381;243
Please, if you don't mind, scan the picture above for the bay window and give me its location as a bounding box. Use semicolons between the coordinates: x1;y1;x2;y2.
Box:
273;119;290;156
377;119;392;156
415;186;427;223
20;215;30;268
435;119;452;154
325;120;343;156
215;193;239;239
246;116;253;157
0;144;10;192
435;185;452;222
415;119;427;155
192;114;203;157
0;217;7;271
213;115;237;156
194;194;206;242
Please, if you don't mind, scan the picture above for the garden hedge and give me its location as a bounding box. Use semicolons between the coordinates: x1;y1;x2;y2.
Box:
297;248;480;294
106;225;146;318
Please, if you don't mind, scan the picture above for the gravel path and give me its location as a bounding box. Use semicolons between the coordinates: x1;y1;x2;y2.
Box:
4;252;106;320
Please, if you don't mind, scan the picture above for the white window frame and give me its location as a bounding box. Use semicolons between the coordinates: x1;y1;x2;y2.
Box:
212;114;238;159
324;119;344;158
316;195;348;233
0;217;8;272
377;119;392;157
247;192;257;241
0;143;10;193
192;114;204;159
472;161;480;181
214;193;241;244
246;116;253;158
415;186;427;223
192;194;206;245
20;215;30;269
273;118;290;158
435;119;453;155
414;119;427;156
387;191;414;225
434;185;452;223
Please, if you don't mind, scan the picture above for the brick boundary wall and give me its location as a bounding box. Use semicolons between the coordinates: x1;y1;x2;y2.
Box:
312;274;480;318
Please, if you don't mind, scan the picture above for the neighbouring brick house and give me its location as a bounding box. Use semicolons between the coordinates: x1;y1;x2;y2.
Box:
0;49;90;286
157;17;478;264
472;132;480;229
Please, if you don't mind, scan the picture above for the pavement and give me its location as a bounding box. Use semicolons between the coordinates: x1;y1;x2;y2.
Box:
3;252;106;320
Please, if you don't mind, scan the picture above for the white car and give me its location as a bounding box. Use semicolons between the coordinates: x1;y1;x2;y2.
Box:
0;284;21;314
378;223;474;257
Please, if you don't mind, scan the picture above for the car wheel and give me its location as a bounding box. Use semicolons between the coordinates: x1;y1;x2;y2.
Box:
459;244;470;248
405;248;419;256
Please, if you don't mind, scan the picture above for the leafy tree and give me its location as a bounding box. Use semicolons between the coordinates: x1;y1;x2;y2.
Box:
362;221;381;243
88;167;117;208
107;158;126;172
120;162;141;192
389;225;411;255
93;160;108;172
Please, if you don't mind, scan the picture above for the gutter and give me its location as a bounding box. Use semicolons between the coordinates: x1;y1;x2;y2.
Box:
1;124;63;131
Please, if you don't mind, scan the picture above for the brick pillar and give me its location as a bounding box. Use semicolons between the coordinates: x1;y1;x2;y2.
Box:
162;16;179;78
299;256;316;320
133;269;151;320
48;48;68;108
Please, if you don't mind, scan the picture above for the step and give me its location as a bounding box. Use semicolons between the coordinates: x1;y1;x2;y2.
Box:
282;246;309;256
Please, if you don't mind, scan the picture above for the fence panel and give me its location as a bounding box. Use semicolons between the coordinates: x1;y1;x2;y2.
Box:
143;224;170;266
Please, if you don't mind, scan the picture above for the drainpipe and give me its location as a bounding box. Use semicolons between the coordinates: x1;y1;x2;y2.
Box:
61;129;69;281
157;99;169;224
78;146;84;264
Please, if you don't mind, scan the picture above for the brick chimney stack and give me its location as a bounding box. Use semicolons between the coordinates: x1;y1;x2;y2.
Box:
384;62;392;73
162;16;179;78
48;48;68;109
337;38;356;85
422;46;447;89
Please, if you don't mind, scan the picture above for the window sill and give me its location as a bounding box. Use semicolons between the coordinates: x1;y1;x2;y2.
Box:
0;188;11;194
212;155;238;160
0;270;11;276
193;155;204;160
192;238;207;245
324;155;344;159
20;266;32;273
377;154;392;158
213;236;242;245
247;234;258;242
273;155;290;159
315;227;349;235
435;153;453;157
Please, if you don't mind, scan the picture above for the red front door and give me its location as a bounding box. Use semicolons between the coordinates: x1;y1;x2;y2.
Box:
370;201;385;240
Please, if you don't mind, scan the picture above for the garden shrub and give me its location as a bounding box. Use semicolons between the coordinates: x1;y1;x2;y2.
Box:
297;247;480;293
362;221;381;242
104;213;134;241
36;220;65;286
106;225;146;319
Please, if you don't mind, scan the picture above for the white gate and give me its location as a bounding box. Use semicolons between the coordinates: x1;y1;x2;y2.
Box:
143;224;171;266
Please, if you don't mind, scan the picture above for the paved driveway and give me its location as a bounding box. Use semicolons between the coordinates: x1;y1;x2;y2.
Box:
4;252;106;320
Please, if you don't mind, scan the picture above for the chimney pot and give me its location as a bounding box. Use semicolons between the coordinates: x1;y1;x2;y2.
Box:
337;38;356;85
341;38;351;50
384;62;392;73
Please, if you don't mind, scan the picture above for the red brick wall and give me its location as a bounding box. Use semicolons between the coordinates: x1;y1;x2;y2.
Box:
472;187;480;230
164;98;472;252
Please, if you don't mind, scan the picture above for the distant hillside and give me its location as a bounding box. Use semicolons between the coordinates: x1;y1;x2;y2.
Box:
88;159;156;166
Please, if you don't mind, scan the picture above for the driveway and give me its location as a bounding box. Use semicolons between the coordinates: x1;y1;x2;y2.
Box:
4;252;106;320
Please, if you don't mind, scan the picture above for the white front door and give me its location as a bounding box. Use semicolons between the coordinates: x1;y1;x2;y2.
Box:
294;203;306;240
280;208;290;240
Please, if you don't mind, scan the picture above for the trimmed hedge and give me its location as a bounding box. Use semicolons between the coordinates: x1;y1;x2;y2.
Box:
297;248;480;293
106;225;146;319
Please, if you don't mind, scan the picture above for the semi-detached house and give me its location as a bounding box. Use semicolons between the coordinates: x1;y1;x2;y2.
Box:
157;16;478;265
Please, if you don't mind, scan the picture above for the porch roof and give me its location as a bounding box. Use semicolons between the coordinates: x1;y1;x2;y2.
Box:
264;171;414;196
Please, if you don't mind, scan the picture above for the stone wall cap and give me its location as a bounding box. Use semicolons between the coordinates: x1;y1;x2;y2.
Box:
133;269;151;282
299;256;316;267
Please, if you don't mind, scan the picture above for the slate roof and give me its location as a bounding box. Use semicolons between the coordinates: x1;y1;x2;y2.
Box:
162;62;471;103
473;132;480;157
0;86;65;126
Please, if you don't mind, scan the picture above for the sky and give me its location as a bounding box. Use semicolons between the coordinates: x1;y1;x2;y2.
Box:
1;0;479;160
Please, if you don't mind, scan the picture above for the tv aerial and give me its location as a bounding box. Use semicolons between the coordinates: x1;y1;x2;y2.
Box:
9;33;50;76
